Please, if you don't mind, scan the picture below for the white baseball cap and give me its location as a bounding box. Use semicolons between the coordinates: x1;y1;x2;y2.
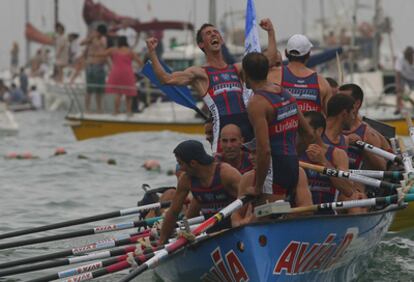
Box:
286;34;313;56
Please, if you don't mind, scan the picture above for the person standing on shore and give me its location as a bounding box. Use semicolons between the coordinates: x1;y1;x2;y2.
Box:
395;46;414;114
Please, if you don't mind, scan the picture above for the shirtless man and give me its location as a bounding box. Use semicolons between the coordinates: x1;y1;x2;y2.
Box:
267;34;332;115
146;19;277;152
339;83;387;170
77;24;108;113
216;124;253;174
158;140;240;244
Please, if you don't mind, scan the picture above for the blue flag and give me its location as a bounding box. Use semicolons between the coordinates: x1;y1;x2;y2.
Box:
243;0;261;104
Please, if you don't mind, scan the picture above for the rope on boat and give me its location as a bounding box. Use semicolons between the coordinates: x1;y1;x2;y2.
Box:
126;252;139;269
177;230;196;242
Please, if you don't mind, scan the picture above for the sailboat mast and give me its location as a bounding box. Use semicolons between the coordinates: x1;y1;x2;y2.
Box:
209;0;217;26
25;0;30;64
54;0;59;26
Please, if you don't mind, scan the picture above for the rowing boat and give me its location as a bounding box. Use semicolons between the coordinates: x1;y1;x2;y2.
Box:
154;205;399;282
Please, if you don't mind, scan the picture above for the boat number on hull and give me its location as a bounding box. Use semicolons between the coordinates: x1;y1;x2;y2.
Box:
201;247;249;282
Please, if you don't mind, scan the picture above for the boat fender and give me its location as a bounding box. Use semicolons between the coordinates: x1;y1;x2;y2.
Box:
54;147;67;156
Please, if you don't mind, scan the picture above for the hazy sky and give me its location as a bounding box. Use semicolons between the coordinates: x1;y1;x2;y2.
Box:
0;0;413;70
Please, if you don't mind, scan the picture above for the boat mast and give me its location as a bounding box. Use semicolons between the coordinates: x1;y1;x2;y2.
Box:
54;0;59;26
372;0;381;71
209;0;217;26
350;0;358;82
25;0;31;65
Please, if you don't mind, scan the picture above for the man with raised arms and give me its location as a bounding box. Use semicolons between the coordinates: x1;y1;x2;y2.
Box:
146;19;277;152
158;140;240;244
339;83;388;170
267;34;332;115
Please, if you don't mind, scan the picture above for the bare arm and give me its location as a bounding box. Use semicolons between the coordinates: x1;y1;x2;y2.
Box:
298;109;316;143
146;37;205;87
331;148;354;197
248;96;271;195
259;18;278;67
318;76;333;116
362;128;387;170
220;163;242;198
185;198;201;219
131;52;143;67
159;174;190;244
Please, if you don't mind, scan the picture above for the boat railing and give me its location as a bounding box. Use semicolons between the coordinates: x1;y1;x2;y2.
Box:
61;80;202;121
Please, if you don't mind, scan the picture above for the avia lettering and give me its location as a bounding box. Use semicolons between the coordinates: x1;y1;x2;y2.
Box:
65;272;93;282
201;247;249;282
273;232;355;275
94;224;117;232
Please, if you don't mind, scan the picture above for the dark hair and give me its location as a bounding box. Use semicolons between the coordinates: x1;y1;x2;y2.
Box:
97;24;107;36
327;93;355;117
304;111;326;130
118;36;129;47
339;83;364;103
285;50;310;63
404;46;414;61
55;22;65;32
242;52;269;81
196;23;214;53
326;77;338;88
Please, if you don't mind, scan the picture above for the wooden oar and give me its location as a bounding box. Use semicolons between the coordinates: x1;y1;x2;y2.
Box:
291;192;414;214
117;195;253;282
0;216;204;279
0;215;204;270
349;169;403;181
0;231;147;269
0;244;160;278
0;216;163;250
299;161;399;193
27;251;158;282
56;233;210;282
0;201;171;240
353;140;402;163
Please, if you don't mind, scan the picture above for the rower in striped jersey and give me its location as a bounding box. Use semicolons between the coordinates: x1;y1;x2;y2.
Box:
146;19;278;153
339;83;389;171
267;34;332;116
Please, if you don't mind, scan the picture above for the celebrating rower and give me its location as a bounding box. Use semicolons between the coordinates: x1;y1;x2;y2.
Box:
339;83;388;170
158;140;240;244
267;34;332;115
146;19;277;152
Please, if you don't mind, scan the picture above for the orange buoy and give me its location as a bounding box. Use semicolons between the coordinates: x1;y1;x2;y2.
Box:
142;160;161;171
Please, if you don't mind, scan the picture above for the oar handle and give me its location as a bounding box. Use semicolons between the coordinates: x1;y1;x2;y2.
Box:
354;140;402;163
299;161;399;193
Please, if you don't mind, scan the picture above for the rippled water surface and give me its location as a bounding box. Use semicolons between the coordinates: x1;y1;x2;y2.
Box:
0;111;414;281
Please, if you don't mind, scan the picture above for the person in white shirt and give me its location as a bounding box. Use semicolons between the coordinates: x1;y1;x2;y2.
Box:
395;46;414;114
29;85;42;110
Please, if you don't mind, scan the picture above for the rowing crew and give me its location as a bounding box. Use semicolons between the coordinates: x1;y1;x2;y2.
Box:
144;21;396;244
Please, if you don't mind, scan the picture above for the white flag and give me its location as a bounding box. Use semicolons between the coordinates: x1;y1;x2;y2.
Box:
243;0;261;105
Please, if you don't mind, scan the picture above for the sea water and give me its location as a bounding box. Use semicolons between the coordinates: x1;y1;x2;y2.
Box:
0;111;413;281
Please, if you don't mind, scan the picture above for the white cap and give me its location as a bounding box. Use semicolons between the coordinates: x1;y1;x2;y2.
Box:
286;34;313;56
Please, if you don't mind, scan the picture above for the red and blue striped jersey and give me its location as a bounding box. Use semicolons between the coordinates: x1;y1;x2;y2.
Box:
281;66;322;113
190;163;235;216
214;150;253;174
202;65;253;152
343;123;367;169
255;88;299;156
322;132;348;152
300;145;338;204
